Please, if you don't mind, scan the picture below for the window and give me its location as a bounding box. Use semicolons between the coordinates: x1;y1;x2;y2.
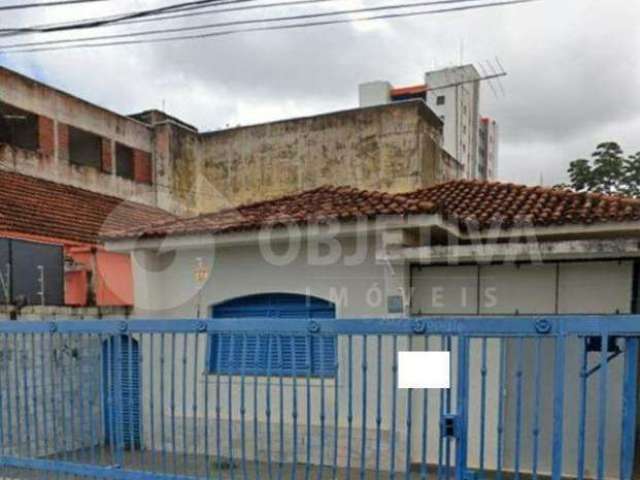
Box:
69;126;102;169
208;293;336;377
436;95;446;106
0;102;39;151
116;143;134;180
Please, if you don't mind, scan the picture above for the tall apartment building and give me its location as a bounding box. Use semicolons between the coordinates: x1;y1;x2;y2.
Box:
478;116;498;180
358;64;498;180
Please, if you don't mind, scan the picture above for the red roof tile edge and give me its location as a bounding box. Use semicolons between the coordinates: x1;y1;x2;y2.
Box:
103;180;640;241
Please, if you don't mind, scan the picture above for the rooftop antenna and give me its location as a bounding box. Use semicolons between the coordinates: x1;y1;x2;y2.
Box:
493;57;508;96
478;62;499;99
162;98;166;111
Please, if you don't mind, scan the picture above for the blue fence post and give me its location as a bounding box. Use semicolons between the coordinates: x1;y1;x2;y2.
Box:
620;337;639;480
551;334;566;480
455;336;470;480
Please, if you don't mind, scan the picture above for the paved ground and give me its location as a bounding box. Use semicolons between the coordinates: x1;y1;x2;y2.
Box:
1;448;444;479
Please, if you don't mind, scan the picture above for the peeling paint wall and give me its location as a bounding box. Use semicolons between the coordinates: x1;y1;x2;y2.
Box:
159;101;462;214
0;67;156;206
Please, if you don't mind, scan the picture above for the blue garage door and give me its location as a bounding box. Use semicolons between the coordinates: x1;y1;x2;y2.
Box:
102;336;141;449
209;293;336;377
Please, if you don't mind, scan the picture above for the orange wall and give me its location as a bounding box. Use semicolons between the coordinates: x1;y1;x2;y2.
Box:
0;230;133;307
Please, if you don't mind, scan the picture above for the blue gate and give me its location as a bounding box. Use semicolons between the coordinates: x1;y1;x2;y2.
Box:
0;316;637;479
103;335;141;451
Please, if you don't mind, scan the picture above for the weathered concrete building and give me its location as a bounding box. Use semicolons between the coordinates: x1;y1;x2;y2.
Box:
1;66;463;215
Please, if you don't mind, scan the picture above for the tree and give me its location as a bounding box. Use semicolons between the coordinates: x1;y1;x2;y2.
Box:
566;142;640;197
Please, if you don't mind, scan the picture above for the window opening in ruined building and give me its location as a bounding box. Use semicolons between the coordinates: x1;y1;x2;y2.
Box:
116;143;134;180
69;126;102;169
0;102;39;151
436;95;446;105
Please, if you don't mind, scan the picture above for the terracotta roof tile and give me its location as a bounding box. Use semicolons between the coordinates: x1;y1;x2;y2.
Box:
105;180;640;240
0;170;175;244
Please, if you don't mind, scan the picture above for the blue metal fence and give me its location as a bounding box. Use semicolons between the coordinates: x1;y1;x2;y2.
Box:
0;316;638;479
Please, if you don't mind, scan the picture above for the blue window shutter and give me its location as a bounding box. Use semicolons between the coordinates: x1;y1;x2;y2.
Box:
208;293;336;377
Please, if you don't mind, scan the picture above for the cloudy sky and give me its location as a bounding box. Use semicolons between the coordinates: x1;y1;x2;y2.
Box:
1;0;639;185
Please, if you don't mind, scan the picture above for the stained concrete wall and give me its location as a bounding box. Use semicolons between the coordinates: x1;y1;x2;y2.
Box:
0;67;156;205
2;67;463;216
156;101;462;214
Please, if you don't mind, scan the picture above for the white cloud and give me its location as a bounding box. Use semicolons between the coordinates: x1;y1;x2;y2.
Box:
1;0;639;186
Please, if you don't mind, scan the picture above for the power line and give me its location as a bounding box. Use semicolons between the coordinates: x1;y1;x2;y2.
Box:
0;0;106;10
0;0;499;50
0;0;248;34
0;0;541;54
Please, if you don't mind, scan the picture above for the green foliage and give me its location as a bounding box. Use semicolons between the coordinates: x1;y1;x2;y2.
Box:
567;142;640;197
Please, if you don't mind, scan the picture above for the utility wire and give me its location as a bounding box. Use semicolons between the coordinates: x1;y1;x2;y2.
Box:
0;0;106;11
0;0;250;34
0;0;496;50
0;0;540;53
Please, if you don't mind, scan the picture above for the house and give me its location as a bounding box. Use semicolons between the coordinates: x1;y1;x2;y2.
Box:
0;169;173;310
105;179;640;478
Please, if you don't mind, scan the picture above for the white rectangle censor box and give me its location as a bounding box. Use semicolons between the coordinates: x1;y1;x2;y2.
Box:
397;351;450;389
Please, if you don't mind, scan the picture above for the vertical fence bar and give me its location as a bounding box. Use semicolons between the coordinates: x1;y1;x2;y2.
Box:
479;338;488;475
444;336;452;480
75;334;87;463
419;335;430;480
551;334;567;480
128;333;136;461
375;335;383;480
181;333;188;470
137;333;144;470
4;334;14;457
253;335;261;480
266;335;273;480
278;336;285;480
437;336;445;480
0;334;6;456
577;338;588;480
454;336;469;480
98;334;106;467
87;335;98;465
291;335;299;480
495;338;506;480
404;335;413;480
304;334;312;480
148;333;156;472
359;335;368;480
170;332;178;476
331;333;340;480
12;333;23;457
21;333;32;459
30;333;39;457
318;335;328;480
240;334;248;480
531;337;542;480
193;333;200;477
227;334;236;480
114;334;126;467
390;335;398;480
620;337;639;480
346;334;353;480
160;333;168;474
215;333;223;480
596;333;610;480
514;337;524;480
204;332;211;480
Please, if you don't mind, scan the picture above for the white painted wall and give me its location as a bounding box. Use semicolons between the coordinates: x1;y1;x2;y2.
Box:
412;261;634;478
130;238;634;478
